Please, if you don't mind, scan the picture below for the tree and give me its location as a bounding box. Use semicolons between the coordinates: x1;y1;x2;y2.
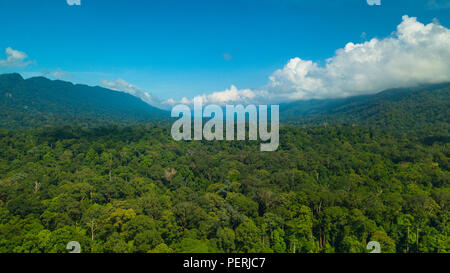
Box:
236;219;261;253
82;204;108;241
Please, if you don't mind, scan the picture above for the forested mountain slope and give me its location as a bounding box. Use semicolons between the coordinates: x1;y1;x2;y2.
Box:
281;83;450;132
0;73;168;128
1;73;449;133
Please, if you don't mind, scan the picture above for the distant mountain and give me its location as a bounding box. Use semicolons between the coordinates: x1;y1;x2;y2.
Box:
280;83;450;131
0;73;168;128
1;73;449;131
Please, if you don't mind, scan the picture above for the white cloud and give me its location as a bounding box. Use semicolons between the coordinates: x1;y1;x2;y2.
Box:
66;0;81;6
101;79;161;107
0;47;32;68
49;69;69;79
266;15;450;101
166;15;450;105
165;85;260;106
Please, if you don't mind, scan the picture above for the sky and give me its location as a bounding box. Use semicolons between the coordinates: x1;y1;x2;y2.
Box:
0;0;449;108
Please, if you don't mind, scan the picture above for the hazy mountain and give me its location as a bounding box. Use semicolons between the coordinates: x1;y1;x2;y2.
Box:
280;82;450;131
0;73;168;128
0;73;449;131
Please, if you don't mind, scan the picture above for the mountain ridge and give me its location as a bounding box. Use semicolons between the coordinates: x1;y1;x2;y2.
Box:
0;73;449;131
0;73;168;128
280;82;450;132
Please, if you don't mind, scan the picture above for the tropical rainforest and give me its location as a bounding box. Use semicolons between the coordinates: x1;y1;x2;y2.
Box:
0;74;448;253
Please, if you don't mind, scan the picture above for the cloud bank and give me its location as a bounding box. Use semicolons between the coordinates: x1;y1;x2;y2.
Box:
0;47;32;68
166;15;450;105
101;79;161;107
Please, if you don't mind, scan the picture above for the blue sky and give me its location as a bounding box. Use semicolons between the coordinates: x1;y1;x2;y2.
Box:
0;0;449;107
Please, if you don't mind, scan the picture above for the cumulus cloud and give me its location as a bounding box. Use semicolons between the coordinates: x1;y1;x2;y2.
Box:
0;47;32;68
101;79;161;107
66;0;81;6
163;85;261;106
166;15;450;105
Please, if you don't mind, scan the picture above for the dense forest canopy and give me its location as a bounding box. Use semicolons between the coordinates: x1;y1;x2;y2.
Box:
0;123;448;253
0;75;448;253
